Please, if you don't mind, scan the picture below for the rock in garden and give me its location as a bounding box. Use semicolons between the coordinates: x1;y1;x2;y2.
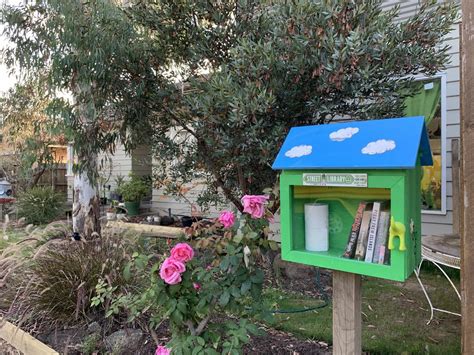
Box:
105;329;143;354
86;321;101;334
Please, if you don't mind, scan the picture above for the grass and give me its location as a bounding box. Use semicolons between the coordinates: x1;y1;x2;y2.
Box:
0;228;30;250
263;267;460;354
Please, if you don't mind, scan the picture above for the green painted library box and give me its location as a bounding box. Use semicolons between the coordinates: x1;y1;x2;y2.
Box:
272;117;432;282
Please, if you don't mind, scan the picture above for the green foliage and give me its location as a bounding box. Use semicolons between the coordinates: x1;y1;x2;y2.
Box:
0;78;65;189
16;186;64;225
117;175;150;202
93;212;273;354
1;0;159;179
138;0;458;210
1;0;458;211
5;231;140;331
80;333;102;355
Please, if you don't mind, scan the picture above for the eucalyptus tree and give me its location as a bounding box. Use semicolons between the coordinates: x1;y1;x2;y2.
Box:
0;78;64;189
1;0;160;237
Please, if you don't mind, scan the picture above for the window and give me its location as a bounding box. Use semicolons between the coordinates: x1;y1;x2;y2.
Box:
404;75;446;214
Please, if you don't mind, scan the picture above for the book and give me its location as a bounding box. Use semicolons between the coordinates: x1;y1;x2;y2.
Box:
354;210;372;261
343;201;367;258
383;245;391;265
373;211;390;264
364;202;382;262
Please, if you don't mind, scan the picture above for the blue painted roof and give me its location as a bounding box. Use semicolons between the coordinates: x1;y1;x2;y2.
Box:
272;116;432;170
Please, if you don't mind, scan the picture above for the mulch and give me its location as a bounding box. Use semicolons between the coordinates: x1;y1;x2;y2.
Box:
244;326;331;354
0;338;22;355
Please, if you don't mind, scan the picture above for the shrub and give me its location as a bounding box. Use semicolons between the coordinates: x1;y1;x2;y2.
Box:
117;175;150;202
98;195;276;354
16;186;64;225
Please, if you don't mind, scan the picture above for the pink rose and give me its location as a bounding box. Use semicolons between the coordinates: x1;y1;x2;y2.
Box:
241;195;269;219
193;282;201;291
155;345;171;355
159;257;186;285
170;243;194;263
218;210;235;228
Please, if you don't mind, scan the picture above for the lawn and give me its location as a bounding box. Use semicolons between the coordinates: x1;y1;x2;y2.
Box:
263;269;461;354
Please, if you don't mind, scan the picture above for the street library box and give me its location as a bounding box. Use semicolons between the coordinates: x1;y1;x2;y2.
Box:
272;117;432;281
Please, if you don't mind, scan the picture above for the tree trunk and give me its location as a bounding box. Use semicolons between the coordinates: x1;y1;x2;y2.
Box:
72;170;100;239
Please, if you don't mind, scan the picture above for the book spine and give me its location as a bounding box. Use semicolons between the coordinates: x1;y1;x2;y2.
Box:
377;213;391;264
343;201;367;258
355;211;372;261
372;212;389;263
364;202;381;262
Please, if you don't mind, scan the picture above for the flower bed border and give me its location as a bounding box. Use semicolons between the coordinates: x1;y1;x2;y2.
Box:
0;319;58;355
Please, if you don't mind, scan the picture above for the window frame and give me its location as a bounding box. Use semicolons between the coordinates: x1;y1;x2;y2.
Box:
411;73;447;215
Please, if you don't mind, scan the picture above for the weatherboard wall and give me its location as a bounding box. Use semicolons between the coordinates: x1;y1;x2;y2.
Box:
381;0;461;236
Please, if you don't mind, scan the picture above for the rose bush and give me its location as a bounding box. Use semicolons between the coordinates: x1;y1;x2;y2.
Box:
95;194;277;354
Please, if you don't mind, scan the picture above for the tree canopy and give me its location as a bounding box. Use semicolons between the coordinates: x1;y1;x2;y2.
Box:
1;0;458;211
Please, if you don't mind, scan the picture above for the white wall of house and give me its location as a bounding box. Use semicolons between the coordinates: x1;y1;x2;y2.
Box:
97;144;152;201
381;0;461;236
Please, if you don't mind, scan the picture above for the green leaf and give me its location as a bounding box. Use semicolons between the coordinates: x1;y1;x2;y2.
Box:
192;345;203;355
123;263;131;281
250;269;264;284
241;280;251;294
268;241;279;251
219;290;230;306
170;309;183;324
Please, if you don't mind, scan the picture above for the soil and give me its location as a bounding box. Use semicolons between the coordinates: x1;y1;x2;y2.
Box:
244;326;330;354
134;321;331;355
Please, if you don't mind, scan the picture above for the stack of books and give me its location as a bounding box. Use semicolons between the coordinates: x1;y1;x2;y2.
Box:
342;201;391;264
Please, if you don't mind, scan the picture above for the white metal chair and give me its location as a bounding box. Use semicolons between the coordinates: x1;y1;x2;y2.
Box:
414;233;461;324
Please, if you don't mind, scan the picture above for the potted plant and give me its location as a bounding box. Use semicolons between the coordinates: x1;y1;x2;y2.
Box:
117;175;150;216
106;200;119;220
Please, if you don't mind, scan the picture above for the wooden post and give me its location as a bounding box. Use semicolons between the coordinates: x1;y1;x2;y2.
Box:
451;139;460;235
461;2;474;353
333;271;362;355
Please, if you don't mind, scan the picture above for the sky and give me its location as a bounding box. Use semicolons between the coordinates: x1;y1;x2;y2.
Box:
0;0;21;94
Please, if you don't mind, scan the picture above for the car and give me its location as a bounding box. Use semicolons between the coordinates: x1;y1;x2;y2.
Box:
0;179;13;198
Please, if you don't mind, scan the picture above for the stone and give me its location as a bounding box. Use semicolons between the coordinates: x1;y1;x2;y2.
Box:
105;328;144;354
46;328;87;353
86;321;101;334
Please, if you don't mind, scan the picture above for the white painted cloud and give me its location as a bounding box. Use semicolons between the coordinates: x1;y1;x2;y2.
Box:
329;127;359;142
361;139;396;155
285;145;312;158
